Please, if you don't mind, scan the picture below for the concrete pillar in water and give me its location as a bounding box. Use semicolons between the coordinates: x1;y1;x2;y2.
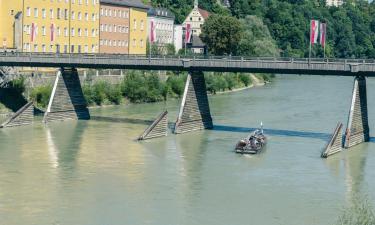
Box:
0;102;34;128
344;76;370;148
321;123;343;158
174;71;213;134
138;111;168;140
43;68;90;123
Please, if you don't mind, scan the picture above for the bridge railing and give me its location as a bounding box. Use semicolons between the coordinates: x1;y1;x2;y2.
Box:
2;51;375;62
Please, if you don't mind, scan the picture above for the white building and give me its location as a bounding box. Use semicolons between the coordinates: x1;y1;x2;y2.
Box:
147;7;175;51
182;0;210;36
326;0;344;6
173;25;183;52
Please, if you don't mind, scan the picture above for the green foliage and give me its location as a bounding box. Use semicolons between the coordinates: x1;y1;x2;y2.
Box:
30;85;52;109
83;81;122;106
120;71;167;103
166;74;187;97
8;77;26;94
165;43;176;55
200;14;243;55
238;15;280;57
239;73;252;87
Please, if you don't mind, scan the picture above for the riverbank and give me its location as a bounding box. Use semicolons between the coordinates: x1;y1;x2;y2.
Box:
1;71;273;112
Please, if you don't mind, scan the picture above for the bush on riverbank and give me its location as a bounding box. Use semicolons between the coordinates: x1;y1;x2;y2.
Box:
83;81;122;105
29;85;52;108
27;71;271;109
205;73;252;94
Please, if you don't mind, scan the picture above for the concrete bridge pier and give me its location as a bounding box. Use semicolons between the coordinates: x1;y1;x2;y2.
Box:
43;68;90;123
174;71;213;134
344;75;370;148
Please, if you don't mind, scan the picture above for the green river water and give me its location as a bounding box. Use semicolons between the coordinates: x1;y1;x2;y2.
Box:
1;75;375;225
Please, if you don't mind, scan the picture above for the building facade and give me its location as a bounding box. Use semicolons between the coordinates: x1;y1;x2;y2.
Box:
21;0;100;53
0;0;23;50
182;0;209;36
99;0;130;54
129;4;148;55
147;7;174;50
173;24;183;53
326;0;344;6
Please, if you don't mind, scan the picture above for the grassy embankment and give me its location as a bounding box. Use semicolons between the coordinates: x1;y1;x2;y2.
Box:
21;71;273;110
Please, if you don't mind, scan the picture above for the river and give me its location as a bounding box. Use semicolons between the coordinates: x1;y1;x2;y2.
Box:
1;75;375;225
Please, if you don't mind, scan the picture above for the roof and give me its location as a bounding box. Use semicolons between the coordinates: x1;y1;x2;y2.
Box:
148;7;175;19
100;0;149;10
191;35;205;47
198;8;210;19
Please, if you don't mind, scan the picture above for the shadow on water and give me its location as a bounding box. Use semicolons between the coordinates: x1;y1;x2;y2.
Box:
91;116;153;125
92;116;375;143
214;125;375;143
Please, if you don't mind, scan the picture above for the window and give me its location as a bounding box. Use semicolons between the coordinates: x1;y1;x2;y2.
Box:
57;8;61;19
26;7;31;16
42;44;46;52
140;39;143;48
71;28;75;36
42;9;46;18
133;20;137;30
34;8;38;18
132;39;136;47
50;9;54;19
72;11;75;20
85;13;88;21
64;27;68;37
78;12;82;20
140;20;144;30
64;9;68;20
42;26;46;36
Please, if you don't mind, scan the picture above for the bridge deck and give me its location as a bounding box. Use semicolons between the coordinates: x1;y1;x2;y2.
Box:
1;53;375;76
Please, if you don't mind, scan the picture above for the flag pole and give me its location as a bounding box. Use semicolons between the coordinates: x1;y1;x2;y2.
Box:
309;20;312;66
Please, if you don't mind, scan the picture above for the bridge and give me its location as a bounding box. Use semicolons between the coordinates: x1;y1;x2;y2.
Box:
0;52;373;156
1;52;375;76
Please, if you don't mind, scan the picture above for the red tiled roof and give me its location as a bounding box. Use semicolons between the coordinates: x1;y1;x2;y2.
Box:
198;8;210;19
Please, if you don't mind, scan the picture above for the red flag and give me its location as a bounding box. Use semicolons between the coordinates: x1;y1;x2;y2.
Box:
185;24;192;43
50;23;55;42
310;20;319;46
319;23;326;47
150;21;156;43
31;23;35;42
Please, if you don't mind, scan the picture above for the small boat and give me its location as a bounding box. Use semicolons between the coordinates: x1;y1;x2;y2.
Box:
235;123;267;154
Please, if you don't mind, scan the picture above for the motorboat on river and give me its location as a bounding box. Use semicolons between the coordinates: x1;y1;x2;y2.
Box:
235;123;267;154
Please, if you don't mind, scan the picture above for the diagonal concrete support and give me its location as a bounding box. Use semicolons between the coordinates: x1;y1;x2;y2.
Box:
0;102;34;128
174;71;213;134
43;68;90;123
138;110;168;140
344;76;370;148
321;123;343;158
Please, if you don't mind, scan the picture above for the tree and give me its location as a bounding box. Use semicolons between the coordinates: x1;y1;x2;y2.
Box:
238;15;279;57
200;14;243;55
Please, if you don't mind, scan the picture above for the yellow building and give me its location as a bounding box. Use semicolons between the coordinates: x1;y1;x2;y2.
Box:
129;5;148;55
0;0;23;50
22;0;99;53
0;0;99;53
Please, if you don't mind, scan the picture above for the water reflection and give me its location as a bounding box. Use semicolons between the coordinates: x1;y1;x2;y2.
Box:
45;121;87;175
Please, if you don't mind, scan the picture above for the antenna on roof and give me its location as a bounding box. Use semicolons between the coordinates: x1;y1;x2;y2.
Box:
194;0;198;8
